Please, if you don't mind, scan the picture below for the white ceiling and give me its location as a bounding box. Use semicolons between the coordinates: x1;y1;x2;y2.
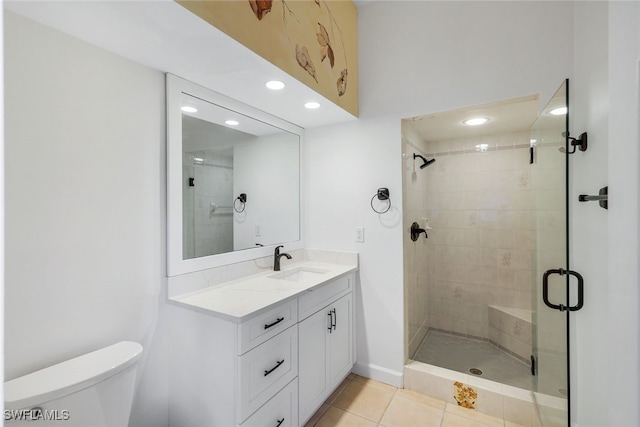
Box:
4;1;358;129
404;94;540;142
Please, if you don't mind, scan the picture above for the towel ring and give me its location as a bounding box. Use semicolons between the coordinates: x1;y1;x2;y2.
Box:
371;188;391;214
234;193;247;213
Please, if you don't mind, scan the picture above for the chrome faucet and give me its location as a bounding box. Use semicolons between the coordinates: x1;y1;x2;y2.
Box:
273;245;292;271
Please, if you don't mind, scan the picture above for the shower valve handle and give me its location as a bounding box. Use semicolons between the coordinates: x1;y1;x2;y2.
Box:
410;222;428;241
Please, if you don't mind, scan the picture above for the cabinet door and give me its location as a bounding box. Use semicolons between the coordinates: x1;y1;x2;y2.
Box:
298;307;331;425
329;293;353;389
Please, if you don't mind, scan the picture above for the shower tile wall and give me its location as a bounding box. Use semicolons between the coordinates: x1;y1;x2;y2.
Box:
402;124;433;358
425;130;535;340
195;157;234;257
184;150;234;258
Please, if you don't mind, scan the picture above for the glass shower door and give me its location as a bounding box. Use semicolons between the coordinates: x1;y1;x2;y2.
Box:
530;79;572;426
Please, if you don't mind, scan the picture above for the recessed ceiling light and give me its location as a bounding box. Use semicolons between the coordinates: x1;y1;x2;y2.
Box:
181;106;198;113
225;120;239;126
475;144;489;152
304;101;320;109
549;107;567;116
463;117;489;126
266;80;285;90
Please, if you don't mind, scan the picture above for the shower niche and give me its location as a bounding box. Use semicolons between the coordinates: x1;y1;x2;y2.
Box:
402;81;572;427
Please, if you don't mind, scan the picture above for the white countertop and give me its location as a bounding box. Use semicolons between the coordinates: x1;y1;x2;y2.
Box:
169;261;357;322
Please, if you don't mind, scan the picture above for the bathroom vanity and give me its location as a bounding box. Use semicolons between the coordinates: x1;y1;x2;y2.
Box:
165;74;357;426
167;260;357;426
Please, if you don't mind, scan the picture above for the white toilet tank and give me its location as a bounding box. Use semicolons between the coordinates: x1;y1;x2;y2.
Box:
4;341;143;426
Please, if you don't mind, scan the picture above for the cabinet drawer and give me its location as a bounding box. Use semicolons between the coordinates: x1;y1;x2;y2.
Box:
238;325;298;422
238;300;297;355
239;378;298;427
298;274;352;320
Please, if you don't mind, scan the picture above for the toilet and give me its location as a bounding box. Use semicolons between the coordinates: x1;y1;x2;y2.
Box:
4;341;143;426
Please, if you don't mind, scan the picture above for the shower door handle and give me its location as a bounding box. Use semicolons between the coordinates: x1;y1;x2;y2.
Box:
542;268;584;312
542;269;564;311
567;270;584;311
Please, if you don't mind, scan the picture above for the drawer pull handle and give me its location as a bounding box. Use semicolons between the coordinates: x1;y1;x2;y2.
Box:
264;317;285;330
264;359;285;377
331;308;337;331
327;312;333;333
276;418;285;427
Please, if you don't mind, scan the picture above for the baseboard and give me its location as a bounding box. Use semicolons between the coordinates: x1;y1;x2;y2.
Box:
352;362;403;388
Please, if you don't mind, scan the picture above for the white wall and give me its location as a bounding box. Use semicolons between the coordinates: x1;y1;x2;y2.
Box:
306;1;574;385
234;133;300;250
605;1;640;425
306;117;406;385
357;1;573;120
569;2;640;426
401;122;431;359
1;3;5;410
570;2;610;426
4;11;167;426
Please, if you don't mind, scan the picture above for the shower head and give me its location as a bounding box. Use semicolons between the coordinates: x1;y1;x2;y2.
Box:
421;158;436;168
413;153;436;169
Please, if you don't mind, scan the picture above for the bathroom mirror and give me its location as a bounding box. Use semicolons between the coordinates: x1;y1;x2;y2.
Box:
167;74;303;276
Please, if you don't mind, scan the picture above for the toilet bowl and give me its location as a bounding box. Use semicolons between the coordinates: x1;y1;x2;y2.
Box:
4;341;143;426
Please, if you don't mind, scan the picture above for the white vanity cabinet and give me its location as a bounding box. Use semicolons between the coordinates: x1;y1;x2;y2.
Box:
168;301;298;427
298;275;354;425
168;266;356;427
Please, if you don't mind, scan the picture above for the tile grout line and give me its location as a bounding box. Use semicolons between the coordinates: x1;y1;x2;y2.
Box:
312;373;519;427
375;387;399;426
306;375;353;427
325;376;353;423
325;375;367;426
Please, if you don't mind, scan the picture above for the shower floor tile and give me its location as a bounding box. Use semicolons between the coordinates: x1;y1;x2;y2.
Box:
412;330;533;391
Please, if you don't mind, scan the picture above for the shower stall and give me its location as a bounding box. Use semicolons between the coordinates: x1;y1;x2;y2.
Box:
182;113;236;259
402;81;573;426
182;146;235;259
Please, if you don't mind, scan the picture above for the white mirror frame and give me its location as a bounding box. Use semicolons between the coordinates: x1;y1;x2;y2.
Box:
166;74;304;276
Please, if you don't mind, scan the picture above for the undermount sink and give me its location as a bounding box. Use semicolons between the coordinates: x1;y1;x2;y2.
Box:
270;267;330;282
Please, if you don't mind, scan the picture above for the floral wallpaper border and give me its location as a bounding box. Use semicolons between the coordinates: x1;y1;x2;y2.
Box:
177;0;359;117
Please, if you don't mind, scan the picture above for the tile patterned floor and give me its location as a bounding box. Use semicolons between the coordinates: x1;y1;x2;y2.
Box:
304;374;525;427
412;331;533;391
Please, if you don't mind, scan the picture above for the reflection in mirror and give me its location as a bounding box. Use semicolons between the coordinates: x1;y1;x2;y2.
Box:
167;74;303;276
181;96;300;259
182;113;236;259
